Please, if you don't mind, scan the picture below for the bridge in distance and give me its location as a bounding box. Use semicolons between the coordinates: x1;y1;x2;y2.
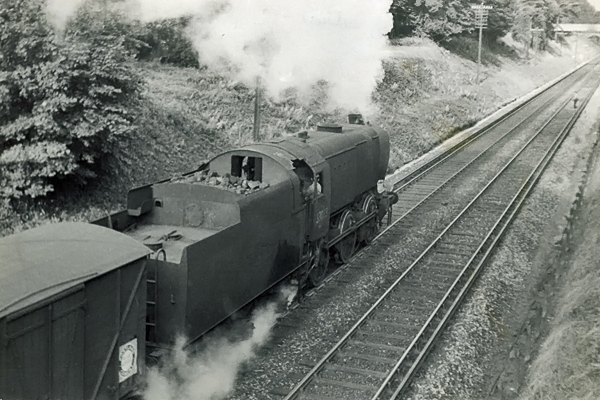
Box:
555;23;600;33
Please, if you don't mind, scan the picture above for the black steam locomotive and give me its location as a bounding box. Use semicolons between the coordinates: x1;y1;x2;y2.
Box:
0;116;396;400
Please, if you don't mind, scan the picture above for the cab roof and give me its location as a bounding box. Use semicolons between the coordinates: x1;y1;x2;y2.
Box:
237;124;379;170
261;124;380;166
0;222;151;318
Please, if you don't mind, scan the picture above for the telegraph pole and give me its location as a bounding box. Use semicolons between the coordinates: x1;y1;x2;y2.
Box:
477;19;483;81
526;17;532;58
471;3;492;83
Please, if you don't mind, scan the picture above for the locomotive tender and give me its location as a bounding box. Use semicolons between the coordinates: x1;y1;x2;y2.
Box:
0;116;396;400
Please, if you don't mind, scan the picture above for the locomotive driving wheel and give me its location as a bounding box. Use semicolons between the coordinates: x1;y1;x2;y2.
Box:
334;209;357;264
360;194;381;245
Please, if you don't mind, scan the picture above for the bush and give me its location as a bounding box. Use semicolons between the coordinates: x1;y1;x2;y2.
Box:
0;0;143;198
65;3;200;68
137;19;200;68
66;4;148;58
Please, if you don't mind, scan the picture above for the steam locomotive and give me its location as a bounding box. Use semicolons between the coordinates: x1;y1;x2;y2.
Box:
0;116;397;400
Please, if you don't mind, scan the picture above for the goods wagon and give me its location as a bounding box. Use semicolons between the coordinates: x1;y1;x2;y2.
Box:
0;223;150;400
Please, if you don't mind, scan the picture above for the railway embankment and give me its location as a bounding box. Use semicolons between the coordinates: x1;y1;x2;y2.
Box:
1;36;597;238
515;101;600;399
403;68;600;400
385;55;595;186
375;36;599;172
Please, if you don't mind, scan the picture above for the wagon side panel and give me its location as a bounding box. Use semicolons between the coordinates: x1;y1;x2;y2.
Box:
50;290;85;400
117;259;147;396
84;271;120;400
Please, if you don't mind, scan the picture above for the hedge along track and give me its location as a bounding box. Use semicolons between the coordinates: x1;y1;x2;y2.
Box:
280;68;600;399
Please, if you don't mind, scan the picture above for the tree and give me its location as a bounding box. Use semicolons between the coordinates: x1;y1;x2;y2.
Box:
557;0;600;23
0;0;143;198
390;0;475;40
136;19;200;68
510;0;558;48
67;3;200;68
485;0;514;42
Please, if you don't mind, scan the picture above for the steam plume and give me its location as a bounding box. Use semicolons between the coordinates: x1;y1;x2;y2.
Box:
144;302;279;400
47;0;394;112
176;0;393;111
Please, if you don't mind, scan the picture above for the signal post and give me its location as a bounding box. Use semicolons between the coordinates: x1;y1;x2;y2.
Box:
471;3;493;83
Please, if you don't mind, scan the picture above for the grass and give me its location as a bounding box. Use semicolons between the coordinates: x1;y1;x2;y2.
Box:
522;272;600;399
440;35;520;66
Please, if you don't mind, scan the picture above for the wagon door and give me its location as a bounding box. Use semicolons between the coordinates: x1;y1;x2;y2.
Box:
50;290;85;400
4;307;50;400
4;289;85;400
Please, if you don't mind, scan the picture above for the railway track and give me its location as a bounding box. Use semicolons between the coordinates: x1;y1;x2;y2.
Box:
279;65;600;399
389;59;595;192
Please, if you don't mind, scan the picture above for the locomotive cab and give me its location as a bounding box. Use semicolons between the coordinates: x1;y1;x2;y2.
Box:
208;144;332;244
291;159;329;241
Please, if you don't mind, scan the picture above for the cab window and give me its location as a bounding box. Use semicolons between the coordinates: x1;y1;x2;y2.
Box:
231;156;263;181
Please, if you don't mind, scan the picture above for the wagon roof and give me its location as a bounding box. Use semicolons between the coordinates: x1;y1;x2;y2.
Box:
0;222;151;318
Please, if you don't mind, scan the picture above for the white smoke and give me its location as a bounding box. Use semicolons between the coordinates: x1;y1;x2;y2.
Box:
46;0;393;112
184;0;394;111
279;284;298;308
144;302;279;400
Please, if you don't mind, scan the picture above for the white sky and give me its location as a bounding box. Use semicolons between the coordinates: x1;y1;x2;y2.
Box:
589;0;600;11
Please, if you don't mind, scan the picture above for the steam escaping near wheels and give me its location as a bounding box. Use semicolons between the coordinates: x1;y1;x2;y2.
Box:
144;301;279;400
279;284;300;308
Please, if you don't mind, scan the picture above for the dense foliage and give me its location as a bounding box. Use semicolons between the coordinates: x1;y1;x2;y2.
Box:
67;4;200;68
389;0;600;44
558;0;600;23
0;0;143;198
137;19;200;68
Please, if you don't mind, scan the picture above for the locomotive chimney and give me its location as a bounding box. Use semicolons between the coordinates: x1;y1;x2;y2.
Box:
348;113;364;125
253;77;262;142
